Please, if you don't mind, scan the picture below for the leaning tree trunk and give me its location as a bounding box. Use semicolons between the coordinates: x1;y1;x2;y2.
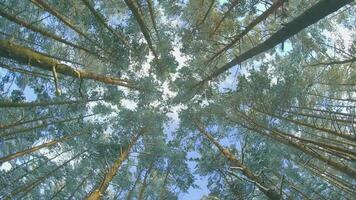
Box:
86;130;145;200
199;0;352;85
0;132;82;163
194;118;281;200
0;39;139;90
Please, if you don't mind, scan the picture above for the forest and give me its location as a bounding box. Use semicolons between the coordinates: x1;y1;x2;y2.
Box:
0;0;355;199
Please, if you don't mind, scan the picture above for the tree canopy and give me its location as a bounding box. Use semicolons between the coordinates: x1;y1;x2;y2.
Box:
0;0;355;199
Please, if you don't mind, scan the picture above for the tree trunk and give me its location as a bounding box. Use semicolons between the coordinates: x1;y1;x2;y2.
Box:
146;0;160;40
199;0;352;85
1;113;97;139
124;0;158;59
85;130;145;200
0;39;139;90
138;161;154;200
81;0;128;47
212;0;240;34
0;97;104;108
30;0;104;51
0;7;98;57
68;170;94;199
194;118;281;200
207;0;283;63
229;111;356;178
4;150;86;199
0;132;82;163
126;168;144;200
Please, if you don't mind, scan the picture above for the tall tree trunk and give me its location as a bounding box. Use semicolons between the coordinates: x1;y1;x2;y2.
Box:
0;97;104;108
0;114;54;130
138;161;154;200
146;0;160;40
30;0;105;52
1;113;97;139
159;165;171;200
4;150;86;199
126;168;144;200
207;0;283;63
212;0;240;34
253;107;355;141
86;130;145;200
68;170;94;199
124;0;158;59
0;61;53;80
80;0;128;47
0;7;99;57
193;118;281;200
0;132;82;163
199;0;352;85
0;39;139;90
228;111;356;178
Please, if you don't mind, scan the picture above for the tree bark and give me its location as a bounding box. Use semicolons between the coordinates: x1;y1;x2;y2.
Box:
85;130;145;200
199;0;352;85
193;118;281;200
0;39;139;90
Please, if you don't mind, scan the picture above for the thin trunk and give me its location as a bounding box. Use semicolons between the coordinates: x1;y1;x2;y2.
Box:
159;165;171;200
126;168;143;200
229;111;356;178
306;92;356;103
49;184;66;200
199;0;352;85
297;160;356;196
0;132;81;163
124;0;158;59
306;57;356;67
1;113;96;138
68;171;94;200
253;107;355;141
281;109;355;125
290;106;356;119
11;149;71;186
193;118;281;200
0;97;104;108
138;161;154;200
4;150;86;199
0;39;139;90
30;0;107;54
86;130;145;200
81;0;128;47
0;114;54;130
0;61;52;80
212;0;240;34
146;0;159;40
197;0;215;27
207;0;283;63
0;7;99;57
